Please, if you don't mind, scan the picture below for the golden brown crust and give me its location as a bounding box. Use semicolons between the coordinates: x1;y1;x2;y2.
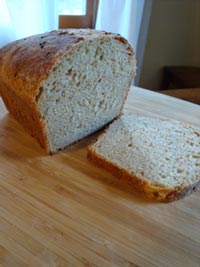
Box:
0;29;135;153
0;81;49;152
87;145;200;203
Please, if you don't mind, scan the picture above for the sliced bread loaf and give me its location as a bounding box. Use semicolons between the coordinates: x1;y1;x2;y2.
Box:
0;29;136;153
87;114;200;202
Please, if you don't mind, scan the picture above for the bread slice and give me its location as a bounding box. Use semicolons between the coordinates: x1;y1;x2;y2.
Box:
87;114;200;202
0;29;136;153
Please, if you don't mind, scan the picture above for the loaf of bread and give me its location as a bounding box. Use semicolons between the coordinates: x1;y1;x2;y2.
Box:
0;29;136;153
88;114;200;202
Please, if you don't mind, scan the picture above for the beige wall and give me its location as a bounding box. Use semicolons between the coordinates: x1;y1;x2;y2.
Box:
138;0;200;91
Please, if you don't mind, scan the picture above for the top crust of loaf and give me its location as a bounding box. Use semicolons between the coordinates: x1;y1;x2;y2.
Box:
0;29;134;103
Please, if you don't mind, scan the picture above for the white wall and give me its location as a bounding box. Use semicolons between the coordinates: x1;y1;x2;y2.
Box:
96;0;145;50
138;0;200;91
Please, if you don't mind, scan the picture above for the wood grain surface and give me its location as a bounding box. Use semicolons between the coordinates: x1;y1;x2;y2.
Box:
0;86;200;267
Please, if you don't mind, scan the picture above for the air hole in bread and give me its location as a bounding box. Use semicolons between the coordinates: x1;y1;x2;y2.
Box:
36;87;43;102
98;100;104;108
177;168;184;174
66;68;72;76
192;154;200;158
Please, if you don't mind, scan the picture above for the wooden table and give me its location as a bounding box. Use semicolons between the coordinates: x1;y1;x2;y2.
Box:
0;86;200;267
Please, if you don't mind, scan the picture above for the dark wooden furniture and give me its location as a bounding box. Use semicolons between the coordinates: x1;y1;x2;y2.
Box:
161;66;200;90
160;88;200;105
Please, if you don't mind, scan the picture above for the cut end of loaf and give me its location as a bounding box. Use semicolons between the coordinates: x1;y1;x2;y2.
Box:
88;114;200;202
37;33;136;153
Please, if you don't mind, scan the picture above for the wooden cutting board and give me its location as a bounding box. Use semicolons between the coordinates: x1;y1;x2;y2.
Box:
0;86;200;267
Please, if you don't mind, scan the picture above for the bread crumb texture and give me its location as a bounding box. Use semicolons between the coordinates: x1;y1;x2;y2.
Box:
88;114;200;201
38;36;135;152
